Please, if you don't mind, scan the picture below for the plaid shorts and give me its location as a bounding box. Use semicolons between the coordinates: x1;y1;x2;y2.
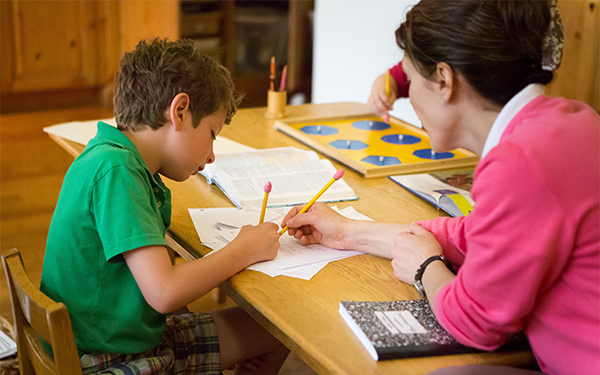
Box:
80;313;220;375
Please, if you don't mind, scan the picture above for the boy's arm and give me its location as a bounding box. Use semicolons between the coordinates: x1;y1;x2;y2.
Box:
124;222;280;314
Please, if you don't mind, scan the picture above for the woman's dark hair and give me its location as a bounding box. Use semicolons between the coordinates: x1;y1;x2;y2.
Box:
114;38;243;131
396;0;553;106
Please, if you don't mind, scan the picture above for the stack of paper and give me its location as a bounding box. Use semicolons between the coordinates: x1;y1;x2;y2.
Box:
189;206;371;280
0;330;16;359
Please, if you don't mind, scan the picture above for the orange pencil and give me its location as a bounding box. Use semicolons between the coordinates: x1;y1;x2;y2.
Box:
280;169;345;235
270;56;275;91
259;181;272;224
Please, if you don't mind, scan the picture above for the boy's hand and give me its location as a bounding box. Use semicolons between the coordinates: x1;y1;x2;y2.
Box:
231;222;281;266
390;222;442;284
281;202;351;250
367;72;398;118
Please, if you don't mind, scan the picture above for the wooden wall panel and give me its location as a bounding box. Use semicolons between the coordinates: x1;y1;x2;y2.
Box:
547;0;600;112
118;0;180;57
4;0;97;92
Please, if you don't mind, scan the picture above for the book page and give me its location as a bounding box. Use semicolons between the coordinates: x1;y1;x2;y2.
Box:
390;172;474;217
202;147;318;182
213;158;357;207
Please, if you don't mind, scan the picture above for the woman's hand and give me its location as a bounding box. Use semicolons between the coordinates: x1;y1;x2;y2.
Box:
390;222;443;284
367;72;398;118
281;202;352;250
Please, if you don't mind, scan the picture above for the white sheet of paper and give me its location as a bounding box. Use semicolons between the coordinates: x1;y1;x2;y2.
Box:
188;206;371;279
247;260;329;280
43;118;253;154
43;118;117;145
215;206;283;228
0;330;17;359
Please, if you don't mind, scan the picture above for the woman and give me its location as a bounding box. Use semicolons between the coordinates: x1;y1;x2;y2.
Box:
281;1;599;374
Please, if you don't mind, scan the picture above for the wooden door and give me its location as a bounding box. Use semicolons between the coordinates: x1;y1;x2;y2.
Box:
1;0;98;93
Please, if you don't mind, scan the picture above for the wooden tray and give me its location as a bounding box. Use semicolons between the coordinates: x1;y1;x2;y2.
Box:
275;113;479;178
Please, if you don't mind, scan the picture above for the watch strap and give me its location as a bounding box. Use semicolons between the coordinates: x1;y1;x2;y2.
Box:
414;255;453;298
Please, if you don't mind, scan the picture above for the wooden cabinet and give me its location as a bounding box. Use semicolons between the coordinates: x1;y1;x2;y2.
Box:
1;1;180;112
1;0;100;93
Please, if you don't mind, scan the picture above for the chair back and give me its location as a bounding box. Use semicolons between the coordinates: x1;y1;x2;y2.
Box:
2;248;82;375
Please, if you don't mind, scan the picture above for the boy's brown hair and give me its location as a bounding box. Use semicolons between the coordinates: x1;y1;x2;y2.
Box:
114;38;242;131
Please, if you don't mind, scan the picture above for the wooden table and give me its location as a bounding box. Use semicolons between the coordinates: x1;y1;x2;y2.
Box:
49;102;534;375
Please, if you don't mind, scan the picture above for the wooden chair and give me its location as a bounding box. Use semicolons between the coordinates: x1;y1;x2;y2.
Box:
2;248;82;375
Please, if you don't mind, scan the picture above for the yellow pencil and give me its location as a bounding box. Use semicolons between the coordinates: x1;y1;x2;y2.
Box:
259;181;272;224
384;70;390;123
386;70;390;95
280;169;345;235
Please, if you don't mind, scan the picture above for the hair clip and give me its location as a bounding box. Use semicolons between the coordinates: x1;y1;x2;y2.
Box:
542;0;564;71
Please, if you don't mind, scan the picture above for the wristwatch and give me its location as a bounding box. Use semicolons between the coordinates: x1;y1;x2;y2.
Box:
414;255;453;299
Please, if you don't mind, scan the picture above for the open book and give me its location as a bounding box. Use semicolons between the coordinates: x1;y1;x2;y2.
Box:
339;299;529;361
390;169;475;217
201;147;358;208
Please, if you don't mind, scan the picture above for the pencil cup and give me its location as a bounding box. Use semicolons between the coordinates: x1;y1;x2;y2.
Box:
265;90;287;119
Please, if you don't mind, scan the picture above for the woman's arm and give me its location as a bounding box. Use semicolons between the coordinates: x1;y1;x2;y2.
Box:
282;202;410;258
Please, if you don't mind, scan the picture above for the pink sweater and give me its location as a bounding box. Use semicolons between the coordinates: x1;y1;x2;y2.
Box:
418;96;599;374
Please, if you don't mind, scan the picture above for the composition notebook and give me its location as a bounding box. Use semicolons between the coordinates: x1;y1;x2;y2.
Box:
390;169;475;217
339;299;529;361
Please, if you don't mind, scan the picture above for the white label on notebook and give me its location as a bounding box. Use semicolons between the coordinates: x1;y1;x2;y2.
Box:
375;311;428;335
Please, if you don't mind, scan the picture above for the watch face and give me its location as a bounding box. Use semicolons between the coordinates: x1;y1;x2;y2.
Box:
414;281;426;298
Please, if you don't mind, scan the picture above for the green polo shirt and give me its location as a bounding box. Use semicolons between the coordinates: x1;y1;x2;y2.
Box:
41;122;171;355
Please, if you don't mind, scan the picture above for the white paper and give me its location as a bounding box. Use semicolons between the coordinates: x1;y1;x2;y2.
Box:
375;311;427;335
0;330;17;359
43;118;117;145
43;118;253;154
188;206;370;279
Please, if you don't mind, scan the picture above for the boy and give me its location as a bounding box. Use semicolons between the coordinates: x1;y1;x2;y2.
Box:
41;38;289;374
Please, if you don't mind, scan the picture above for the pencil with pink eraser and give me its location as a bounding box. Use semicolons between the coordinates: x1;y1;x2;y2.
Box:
280;169;345;235
259;181;272;224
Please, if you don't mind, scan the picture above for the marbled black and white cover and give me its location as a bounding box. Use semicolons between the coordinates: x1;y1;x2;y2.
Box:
339;299;528;360
340;299;473;360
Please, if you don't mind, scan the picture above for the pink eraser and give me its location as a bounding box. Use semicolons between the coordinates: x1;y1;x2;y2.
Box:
333;169;345;180
264;181;272;193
